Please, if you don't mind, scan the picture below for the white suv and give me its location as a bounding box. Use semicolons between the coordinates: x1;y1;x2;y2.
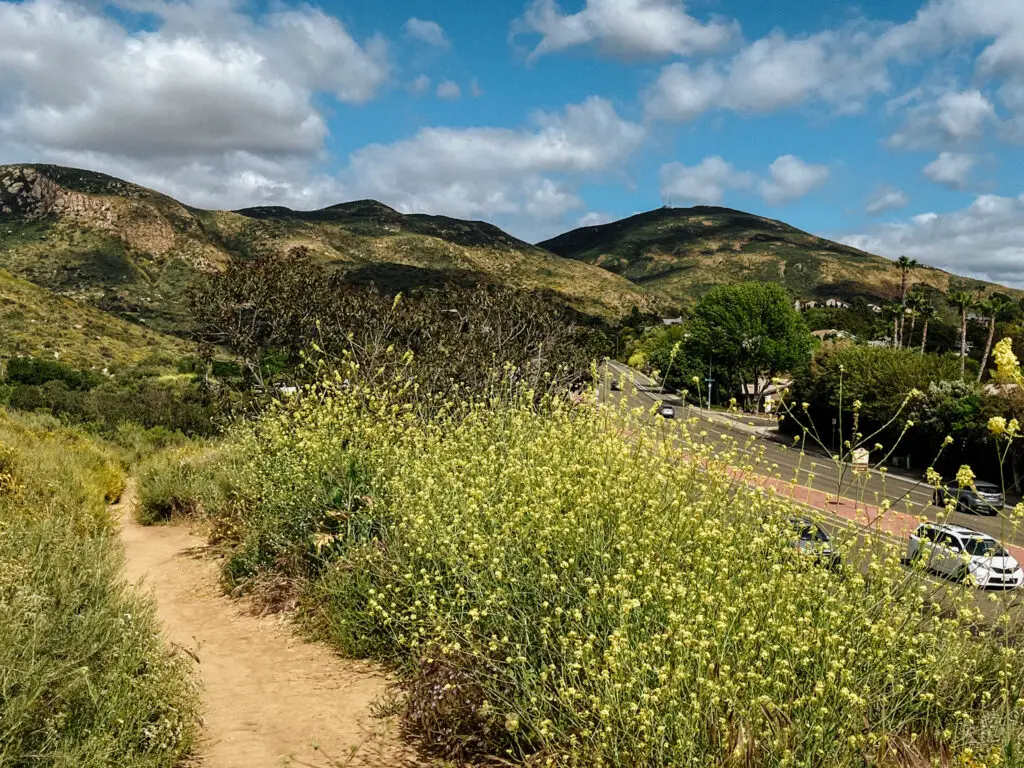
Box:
907;523;1023;589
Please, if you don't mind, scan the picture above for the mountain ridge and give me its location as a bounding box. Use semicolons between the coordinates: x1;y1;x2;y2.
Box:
0;164;662;340
538;205;1021;307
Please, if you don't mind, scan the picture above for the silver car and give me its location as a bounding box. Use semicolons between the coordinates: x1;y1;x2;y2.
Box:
657;404;675;419
933;481;1004;516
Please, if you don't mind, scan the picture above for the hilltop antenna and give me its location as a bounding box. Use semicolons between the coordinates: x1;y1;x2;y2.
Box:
661;195;673;209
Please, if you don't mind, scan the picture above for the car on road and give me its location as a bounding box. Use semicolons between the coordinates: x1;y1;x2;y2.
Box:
657;403;675;419
933;480;1004;515
788;516;841;569
907;522;1023;589
610;379;621;391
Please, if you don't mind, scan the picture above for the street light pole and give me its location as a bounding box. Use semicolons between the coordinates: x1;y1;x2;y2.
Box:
706;351;714;410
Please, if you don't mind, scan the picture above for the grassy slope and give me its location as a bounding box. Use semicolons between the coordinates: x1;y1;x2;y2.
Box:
539;206;1023;307
0;267;192;368
0;165;661;325
0;411;196;765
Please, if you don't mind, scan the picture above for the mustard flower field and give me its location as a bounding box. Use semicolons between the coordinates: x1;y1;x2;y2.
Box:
138;373;1024;767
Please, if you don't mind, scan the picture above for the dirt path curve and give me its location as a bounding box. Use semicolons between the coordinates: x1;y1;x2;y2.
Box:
116;482;421;768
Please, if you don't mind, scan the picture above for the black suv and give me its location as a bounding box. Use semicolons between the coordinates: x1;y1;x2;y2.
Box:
933;481;1005;516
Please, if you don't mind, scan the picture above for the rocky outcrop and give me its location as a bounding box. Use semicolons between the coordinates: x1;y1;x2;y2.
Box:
1;165;116;224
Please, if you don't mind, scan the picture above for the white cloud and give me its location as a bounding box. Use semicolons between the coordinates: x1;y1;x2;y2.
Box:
841;193;1024;288
659;156;753;205
341;96;645;224
403;17;450;49
514;0;736;61
644;28;891;121
888;88;997;148
0;0;388;164
436;80;462;101
864;185;910;215
409;74;431;95
470;78;485;98
759;155;830;204
575;211;614;227
936;89;996;140
923;152;976;189
659;154;828;206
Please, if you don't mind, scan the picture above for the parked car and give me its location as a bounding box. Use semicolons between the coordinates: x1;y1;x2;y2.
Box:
788;516;841;569
906;523;1023;588
657;403;675;419
933;480;1004;515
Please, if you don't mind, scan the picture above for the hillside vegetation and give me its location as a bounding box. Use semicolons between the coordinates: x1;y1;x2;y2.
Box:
0;267;191;368
0;164;660;328
0;411;196;765
136;374;1024;767
539;206;1023;307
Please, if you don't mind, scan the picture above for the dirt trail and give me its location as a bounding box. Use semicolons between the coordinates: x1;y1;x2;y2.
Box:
116;483;421;768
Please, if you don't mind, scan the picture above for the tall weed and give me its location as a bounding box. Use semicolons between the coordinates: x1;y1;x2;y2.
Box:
0;411;197;766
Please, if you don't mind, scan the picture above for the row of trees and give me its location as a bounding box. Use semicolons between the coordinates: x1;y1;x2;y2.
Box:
878;255;1019;381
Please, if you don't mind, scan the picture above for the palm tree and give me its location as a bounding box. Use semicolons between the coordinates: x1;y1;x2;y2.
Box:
948;290;977;377
904;295;921;349
884;303;902;347
977;295;1015;382
917;300;936;355
896;255;919;347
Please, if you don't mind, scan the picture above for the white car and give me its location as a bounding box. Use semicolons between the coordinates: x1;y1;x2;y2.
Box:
657;404;675;419
907;523;1023;589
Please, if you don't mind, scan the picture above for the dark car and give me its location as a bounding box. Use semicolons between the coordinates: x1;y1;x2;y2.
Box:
788;516;841;569
933;481;1004;516
610;379;621;391
657;403;675;419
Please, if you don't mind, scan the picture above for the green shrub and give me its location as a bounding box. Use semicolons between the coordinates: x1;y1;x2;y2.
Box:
161;378;1023;766
5;355;103;390
136;442;243;526
0;412;196;766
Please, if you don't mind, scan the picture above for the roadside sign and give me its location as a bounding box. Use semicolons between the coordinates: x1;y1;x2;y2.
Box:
851;448;870;473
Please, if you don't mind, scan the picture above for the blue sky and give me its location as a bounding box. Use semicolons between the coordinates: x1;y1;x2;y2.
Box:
2;0;1024;286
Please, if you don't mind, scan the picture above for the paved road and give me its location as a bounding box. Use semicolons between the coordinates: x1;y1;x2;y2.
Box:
601;361;1024;622
602;360;1024;548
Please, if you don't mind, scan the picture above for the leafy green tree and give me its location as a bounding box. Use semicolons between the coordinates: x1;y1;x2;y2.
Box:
686;282;812;407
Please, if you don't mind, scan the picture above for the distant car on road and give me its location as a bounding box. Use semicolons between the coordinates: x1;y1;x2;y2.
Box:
610;379;621;391
933;481;1004;515
907;522;1023;589
657;403;675;419
788;516;841;569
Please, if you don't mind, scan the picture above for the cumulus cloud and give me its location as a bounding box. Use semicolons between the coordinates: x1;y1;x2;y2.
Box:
513;0;736;61
436;80;462;100
644;28;891;121
340;97;645;224
659;155;828;206
575;211;615;227
864;185;910;215
659;156;753;205
409;74;432;95
841;194;1024;287
0;0;388;166
923;152;976;189
403;18;450;49
888;88;997;148
759;156;830;204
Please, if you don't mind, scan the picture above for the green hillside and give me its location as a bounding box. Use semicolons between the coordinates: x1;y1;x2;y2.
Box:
0;267;191;369
539;206;1022;307
0;164;661;330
